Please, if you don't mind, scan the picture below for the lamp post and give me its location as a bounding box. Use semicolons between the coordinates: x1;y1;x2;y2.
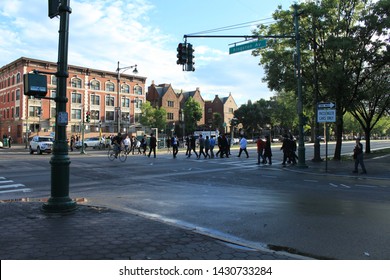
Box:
116;61;138;134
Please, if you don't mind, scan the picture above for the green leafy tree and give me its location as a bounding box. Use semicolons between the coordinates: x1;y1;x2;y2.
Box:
140;101;167;131
253;0;389;159
183;97;203;134
212;112;223;131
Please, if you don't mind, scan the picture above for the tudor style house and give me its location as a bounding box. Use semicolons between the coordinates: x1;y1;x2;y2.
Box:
147;81;238;135
0;57;146;144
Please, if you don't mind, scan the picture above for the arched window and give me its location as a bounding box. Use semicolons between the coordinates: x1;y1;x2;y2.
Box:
121;84;130;93
134;85;142;95
71;77;82;88
90;79;100;90
106;81;115;92
16;73;21;83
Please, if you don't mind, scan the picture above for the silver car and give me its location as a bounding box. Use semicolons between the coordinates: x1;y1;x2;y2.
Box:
29;136;54;154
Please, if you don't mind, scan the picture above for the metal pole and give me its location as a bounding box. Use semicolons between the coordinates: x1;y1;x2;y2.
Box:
294;4;307;168
43;0;76;212
116;61;121;133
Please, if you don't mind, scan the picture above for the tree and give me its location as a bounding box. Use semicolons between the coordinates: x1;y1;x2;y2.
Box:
253;0;389;160
140;101;167;131
183;97;203;134
212;112;223;132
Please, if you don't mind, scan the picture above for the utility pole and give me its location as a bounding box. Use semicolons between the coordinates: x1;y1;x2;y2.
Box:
43;0;77;212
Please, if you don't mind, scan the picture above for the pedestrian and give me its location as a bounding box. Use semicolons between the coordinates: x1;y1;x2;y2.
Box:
353;137;367;174
141;135;147;155
171;134;179;158
185;135;191;156
237;135;249;158
216;135;223;157
70;135;75;151
8;135;12;148
148;133;157;158
197;134;207;159
166;137;171;153
204;135;211;158
188;134;198;158
263;135;272;165
123;135;131;154
220;134;229;158
209;135;216;158
280;134;290;166
256;136;265;164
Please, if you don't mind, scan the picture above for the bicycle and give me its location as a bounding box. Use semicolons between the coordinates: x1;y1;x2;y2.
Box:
107;145;127;162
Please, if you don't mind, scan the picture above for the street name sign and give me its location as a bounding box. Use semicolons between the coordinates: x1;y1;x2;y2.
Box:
229;39;267;54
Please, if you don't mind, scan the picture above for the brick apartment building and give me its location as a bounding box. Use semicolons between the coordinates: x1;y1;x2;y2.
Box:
0;57;146;144
147;81;238;135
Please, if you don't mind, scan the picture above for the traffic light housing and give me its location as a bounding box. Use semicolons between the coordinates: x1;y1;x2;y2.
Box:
186;43;195;71
176;43;188;65
85;111;90;123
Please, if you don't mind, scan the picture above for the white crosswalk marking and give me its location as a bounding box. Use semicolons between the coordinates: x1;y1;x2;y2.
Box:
0;178;31;194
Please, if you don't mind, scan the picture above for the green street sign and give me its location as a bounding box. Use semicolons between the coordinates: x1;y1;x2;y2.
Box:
229;39;267;54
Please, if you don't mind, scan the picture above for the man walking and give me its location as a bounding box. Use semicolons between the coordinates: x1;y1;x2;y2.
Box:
237;135;249;158
353;137;367;174
148;133;157;158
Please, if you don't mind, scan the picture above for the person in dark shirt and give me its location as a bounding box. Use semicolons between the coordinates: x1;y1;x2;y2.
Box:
148;133;157;158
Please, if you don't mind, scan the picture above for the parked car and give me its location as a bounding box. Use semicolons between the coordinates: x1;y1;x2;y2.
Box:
75;137;102;149
29;136;54;154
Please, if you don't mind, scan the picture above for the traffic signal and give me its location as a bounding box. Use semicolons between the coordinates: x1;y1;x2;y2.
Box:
85;111;90;123
176;43;188;65
186;43;195;71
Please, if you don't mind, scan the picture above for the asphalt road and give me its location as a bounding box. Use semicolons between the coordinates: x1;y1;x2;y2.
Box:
1;140;389;260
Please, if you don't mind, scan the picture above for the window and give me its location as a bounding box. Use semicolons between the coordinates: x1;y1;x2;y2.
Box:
16;73;21;83
105;111;115;121
228;108;234;113
51;107;56;118
71;77;82;88
71;109;82;120
50;90;57;99
106;82;115;92
167;100;174;107
51;75;57;85
105;96;114;106
134;85;142;95
29;106;41;117
71;92;82;104
15;106;20;118
91;94;100;105
122;98;130;107
15;89;20;101
135;99;142;109
121;84;130;93
167;112;174;120
207;108;213;113
91;110;100;120
90;79;100;90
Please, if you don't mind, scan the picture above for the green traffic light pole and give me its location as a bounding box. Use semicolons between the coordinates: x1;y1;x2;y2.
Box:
43;0;77;213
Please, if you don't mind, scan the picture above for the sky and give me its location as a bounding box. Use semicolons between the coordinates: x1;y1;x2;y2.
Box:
0;0;297;106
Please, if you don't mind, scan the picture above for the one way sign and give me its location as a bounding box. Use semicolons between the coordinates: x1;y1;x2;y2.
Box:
318;102;336;109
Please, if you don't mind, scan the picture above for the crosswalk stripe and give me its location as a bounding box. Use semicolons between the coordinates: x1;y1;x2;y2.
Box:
0;188;31;194
0;184;25;189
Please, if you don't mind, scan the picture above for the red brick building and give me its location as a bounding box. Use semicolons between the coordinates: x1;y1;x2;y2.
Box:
205;93;238;133
0;57;146;144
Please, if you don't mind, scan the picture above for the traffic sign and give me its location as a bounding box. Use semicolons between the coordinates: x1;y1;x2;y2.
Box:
229;39;267;54
318;102;336;109
318;109;336;123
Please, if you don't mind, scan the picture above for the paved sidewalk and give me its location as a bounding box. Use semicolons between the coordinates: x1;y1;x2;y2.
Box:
0;201;304;260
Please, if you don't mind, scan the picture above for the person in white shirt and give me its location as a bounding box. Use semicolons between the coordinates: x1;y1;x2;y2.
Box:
237;135;249;158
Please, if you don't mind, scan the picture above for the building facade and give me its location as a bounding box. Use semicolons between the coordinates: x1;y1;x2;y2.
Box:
0;57;146;144
147;81;237;135
205;93;238;133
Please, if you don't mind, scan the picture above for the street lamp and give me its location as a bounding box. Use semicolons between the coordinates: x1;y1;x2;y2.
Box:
116;61;138;133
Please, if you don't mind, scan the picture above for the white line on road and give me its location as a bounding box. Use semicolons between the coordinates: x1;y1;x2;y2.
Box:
0;188;31;194
0;184;25;189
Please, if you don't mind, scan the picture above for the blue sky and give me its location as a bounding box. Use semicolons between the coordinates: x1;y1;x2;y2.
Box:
0;0;296;105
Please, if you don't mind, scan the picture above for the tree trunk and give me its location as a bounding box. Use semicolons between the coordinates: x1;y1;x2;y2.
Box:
333;110;344;161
